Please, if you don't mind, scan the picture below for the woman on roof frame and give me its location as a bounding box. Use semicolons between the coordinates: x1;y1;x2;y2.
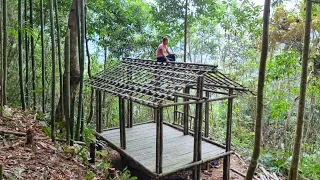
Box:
156;36;176;62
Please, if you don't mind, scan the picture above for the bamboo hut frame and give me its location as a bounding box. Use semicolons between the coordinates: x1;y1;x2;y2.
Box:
86;58;252;179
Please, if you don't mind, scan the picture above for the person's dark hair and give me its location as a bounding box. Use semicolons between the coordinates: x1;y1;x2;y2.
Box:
162;36;168;42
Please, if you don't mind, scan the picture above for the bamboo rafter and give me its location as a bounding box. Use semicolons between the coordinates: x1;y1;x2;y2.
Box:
85;58;252;107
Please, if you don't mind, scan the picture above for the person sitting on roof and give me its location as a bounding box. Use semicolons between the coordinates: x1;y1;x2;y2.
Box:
156;36;176;62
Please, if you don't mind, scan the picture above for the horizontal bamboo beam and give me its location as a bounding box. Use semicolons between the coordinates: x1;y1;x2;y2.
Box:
161;95;237;108
157;151;234;178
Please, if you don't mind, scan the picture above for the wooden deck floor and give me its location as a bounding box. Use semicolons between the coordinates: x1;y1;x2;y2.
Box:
100;122;226;175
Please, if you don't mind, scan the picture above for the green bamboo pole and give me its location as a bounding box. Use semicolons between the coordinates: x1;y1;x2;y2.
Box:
29;0;36;110
65;30;71;145
75;0;85;141
2;0;7;108
24;0;29;107
18;0;26;110
40;0;45;113
54;0;64;121
0;0;3;116
0;164;3;180
49;0;56;143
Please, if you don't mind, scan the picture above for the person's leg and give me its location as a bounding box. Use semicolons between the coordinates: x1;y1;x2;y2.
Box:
166;55;175;61
157;57;166;62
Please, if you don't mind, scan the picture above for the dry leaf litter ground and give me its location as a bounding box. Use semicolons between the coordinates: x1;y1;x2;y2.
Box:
1;107;261;180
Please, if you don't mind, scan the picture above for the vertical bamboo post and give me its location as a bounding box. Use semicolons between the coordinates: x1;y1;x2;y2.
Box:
193;76;204;180
119;97;126;149
204;91;210;137
18;0;26;110
183;87;190;135
155;107;163;174
127;100;133;128
223;88;234;180
173;97;178;124
129;100;133;127
95;89;100;133
98;90;102;133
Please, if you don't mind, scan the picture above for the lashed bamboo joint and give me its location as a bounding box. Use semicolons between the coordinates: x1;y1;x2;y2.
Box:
86;58;252;180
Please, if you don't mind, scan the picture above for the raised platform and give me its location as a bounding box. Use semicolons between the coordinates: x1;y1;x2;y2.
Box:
97;122;230;178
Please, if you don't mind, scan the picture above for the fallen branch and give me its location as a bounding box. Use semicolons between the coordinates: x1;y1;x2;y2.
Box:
0;130;26;136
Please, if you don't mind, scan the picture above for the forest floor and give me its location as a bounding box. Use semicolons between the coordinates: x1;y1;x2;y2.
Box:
0;107;273;180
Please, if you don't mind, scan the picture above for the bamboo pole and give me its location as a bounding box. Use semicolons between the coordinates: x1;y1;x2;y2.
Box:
65;30;71;145
2;0;7;108
18;0;26;110
223;89;233;180
24;0;29;107
40;0;45;113
49;0;56;143
29;0;36;110
54;0;64;122
75;0;85;141
0;0;2;116
193;76;204;180
204;91;210;137
98;90;102;133
183;87;190;135
155;108;163;174
119;96;126;149
0;163;2;180
96;89;99;133
173;97;178;124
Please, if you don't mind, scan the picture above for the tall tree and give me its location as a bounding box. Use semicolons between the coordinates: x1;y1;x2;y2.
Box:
40;0;45;113
2;0;7;108
65;29;71;145
245;0;271;179
49;0;56;142
54;0;64;121
183;0;188;63
18;0;26;110
30;0;36;110
75;0;85;141
288;1;312;179
0;0;2;116
24;0;29;107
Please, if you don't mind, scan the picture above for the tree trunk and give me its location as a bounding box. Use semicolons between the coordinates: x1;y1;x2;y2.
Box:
183;0;188;63
24;0;29;107
2;0;7;108
30;0;36;110
18;0;26;110
40;0;45;113
49;0;56;143
288;1;312;179
75;0;85;141
55;0;64;122
55;0;82;124
245;0;271;179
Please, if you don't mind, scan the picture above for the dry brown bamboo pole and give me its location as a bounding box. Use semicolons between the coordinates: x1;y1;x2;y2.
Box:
223;89;234;180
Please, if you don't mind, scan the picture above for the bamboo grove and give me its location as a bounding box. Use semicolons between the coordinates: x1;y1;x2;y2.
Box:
0;0;86;145
0;0;319;179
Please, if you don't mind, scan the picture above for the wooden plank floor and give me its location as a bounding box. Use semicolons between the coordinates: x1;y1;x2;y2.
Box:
100;122;226;174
